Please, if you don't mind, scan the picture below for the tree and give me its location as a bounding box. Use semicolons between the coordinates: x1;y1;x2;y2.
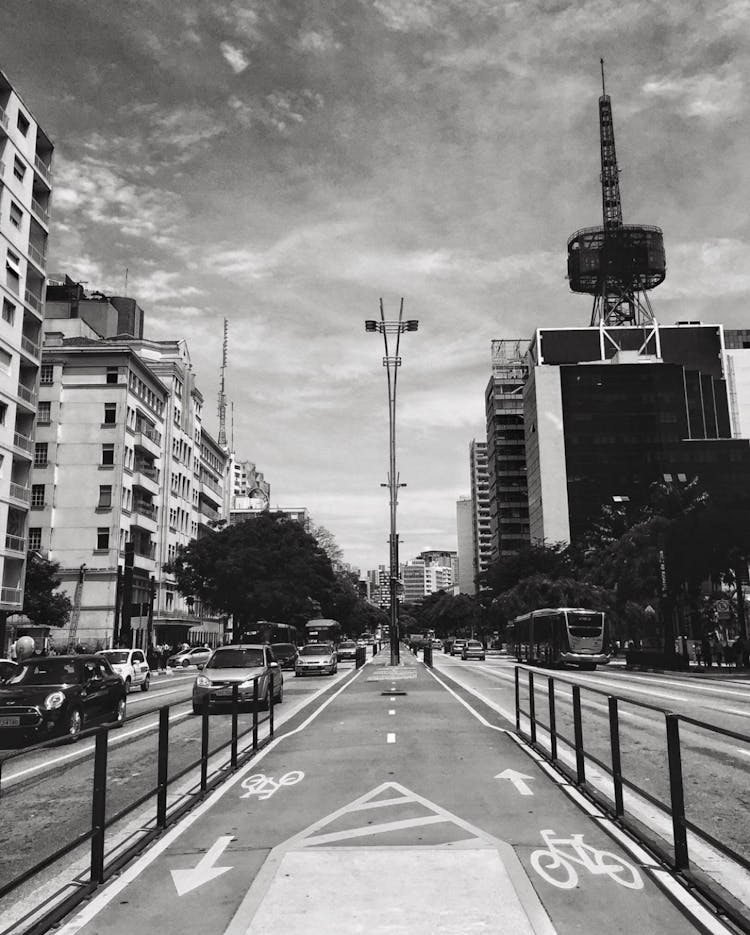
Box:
23;552;72;629
479;543;572;598
167;512;337;635
493;574;612;624
309;522;343;565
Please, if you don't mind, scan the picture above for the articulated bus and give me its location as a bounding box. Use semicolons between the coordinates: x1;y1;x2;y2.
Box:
507;607;610;670
305;618;342;645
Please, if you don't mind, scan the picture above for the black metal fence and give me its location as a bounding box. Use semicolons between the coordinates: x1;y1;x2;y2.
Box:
0;677;275;935
514;666;750;933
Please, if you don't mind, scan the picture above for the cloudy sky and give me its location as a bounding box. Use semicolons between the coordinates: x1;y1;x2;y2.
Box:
3;1;750;573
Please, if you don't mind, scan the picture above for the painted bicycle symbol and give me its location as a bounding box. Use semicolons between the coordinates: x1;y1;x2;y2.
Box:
530;829;643;890
240;771;305;801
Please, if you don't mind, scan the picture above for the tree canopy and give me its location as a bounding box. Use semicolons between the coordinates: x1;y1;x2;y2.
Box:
23;552;72;629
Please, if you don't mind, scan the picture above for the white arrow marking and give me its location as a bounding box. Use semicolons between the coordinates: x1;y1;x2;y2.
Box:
495;768;534;796
171;835;234;895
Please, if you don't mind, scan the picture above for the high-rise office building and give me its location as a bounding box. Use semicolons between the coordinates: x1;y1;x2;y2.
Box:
469;440;493;590
0;69;53;646
456;496;474;594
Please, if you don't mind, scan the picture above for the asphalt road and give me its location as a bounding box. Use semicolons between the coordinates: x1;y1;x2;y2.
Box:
8;651;741;935
432;652;750;913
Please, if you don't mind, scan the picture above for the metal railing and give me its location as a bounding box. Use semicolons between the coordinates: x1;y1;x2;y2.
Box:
24;289;42;313
34;154;52;183
0;586;22;604
0;678;276;931
135;423;162;446
27;242;46;270
514;666;750;933
4;534;26;553
16;383;36;406
8;482;29;501
13;432;33;452
30;197;49;225
132;501;156;520
21;334;40;358
0;106;8;131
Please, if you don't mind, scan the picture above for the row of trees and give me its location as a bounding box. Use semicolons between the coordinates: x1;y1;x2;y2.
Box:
404;479;750;648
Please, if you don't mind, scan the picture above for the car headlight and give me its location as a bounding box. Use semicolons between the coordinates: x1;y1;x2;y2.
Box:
196;675;211;688
44;691;65;710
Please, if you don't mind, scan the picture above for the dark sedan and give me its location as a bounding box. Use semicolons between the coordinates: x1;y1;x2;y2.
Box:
271;643;298;670
0;655;127;744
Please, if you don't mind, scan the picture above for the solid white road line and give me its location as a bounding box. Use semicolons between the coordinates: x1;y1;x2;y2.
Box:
387;733;396;743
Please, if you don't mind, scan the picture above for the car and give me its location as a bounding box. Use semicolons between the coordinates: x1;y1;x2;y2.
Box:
336;641;358;662
0;654;126;743
295;643;338;676
192;644;283;713
451;639;467;656
97;648;150;692
431;639;443;650
271;642;298;671
461;640;486;661
168;646;213;669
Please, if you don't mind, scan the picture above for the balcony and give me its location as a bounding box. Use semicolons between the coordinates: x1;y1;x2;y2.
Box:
0;160;5;181
13;431;33;455
34;154;52;185
0;105;7;133
0;587;22;607
20;334;40;360
16;382;37;409
24;289;42;315
131;544;157;573
27;242;46;272
134;424;161;458
131;501;158;533
30;197;49;226
133;464;160;495
8;482;30;503
5;534;26;554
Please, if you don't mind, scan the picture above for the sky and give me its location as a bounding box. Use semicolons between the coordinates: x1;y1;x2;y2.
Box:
3;0;750;574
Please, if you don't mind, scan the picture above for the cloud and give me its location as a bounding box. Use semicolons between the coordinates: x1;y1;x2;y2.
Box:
659;239;750;299
228;88;325;135
642;67;743;119
294;28;342;54
220;41;249;73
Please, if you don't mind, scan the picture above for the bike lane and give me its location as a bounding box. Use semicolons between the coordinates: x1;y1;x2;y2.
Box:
57;654;719;935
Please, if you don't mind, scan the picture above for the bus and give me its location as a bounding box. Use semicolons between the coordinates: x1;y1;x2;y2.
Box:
305;619;342;645
237;621;302;646
507;608;610;670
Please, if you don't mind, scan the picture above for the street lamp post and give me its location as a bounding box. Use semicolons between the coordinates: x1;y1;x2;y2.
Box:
365;298;418;667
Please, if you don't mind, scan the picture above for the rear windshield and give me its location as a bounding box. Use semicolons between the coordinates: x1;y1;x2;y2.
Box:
207;649;263;669
100;651;129;664
339;642;356;649
467;642;482;648
300;645;330;656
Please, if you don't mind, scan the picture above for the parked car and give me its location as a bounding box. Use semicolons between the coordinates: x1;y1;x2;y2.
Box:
451;639;467;656
271;642;298;671
461;640;486;661
0;655;126;743
192;644;282;713
168;646;213;669
97;648;150;692
336;640;358;662
295;643;337;676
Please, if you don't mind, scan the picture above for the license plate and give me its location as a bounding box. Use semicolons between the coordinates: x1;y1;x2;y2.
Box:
0;716;20;727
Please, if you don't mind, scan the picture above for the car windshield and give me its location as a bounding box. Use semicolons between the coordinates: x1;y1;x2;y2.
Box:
101;651;129;664
5;659;80;685
300;645;329;656
207;649;264;669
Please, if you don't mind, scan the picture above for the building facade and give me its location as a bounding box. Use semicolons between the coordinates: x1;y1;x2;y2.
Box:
455;497;474;594
485;339;530;562
469;440;492;590
0;70;53;638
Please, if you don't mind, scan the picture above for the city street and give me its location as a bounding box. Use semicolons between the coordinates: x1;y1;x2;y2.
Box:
2;651;744;935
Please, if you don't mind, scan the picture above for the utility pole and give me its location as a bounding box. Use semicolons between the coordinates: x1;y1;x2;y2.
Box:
365;299;419;666
120;541;134;648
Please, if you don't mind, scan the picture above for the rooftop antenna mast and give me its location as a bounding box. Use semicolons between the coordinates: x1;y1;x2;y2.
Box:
567;60;666;327
217;318;229;450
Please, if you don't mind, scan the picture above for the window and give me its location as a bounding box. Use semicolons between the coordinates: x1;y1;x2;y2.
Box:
28;527;41;551
16;112;30;136
101;444;115;466
40;364;53;385
98;485;112;508
6;264;19;295
0;347;11;372
2;300;15;325
13;157;25;183
0;402;6;425
106;368;118;384
104;403;116;424
97;527;110;550
9;202;22;229
37;400;50;423
34;442;48;466
31;484;45;507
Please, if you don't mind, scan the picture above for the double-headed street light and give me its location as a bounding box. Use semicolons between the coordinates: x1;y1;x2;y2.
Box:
365;298;419;667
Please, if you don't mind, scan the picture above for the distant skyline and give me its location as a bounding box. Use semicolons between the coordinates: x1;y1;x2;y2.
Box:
3;1;750;571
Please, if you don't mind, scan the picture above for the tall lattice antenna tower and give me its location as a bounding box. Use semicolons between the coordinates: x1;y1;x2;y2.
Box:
567;60;666;326
217;318;229;450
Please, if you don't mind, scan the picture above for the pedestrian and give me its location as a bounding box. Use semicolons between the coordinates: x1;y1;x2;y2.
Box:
695;644;702;669
701;635;712;670
733;636;745;670
714;640;723;668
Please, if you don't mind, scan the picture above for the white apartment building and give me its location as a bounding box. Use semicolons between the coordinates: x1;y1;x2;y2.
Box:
228;454;270;524
456;497;474;594
0;69;53;649
401;559;454;604
469;440;493;589
33;282;228;648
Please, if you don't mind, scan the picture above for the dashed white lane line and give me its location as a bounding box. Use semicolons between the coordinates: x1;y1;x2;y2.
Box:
388;710;396;716
387;733;396;743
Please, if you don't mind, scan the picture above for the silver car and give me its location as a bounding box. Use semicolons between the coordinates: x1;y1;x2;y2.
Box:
192;644;283;713
295;643;337;676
